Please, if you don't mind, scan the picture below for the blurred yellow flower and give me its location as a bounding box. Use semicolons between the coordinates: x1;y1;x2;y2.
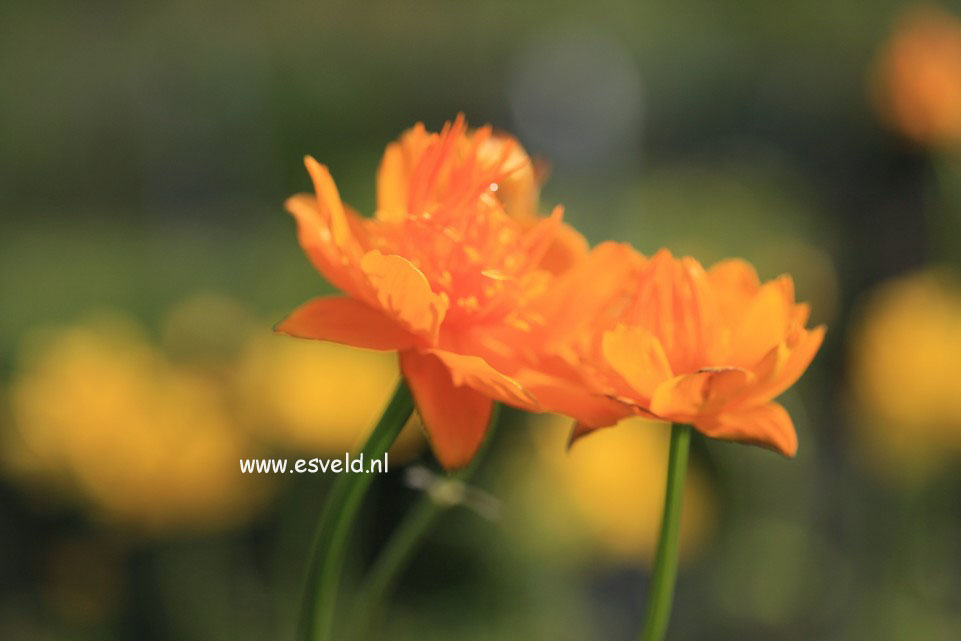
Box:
873;5;961;146
850;270;961;481
507;414;714;564
235;334;424;460
1;315;268;534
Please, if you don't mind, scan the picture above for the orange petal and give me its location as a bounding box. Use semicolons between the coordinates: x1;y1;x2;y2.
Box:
633;250;719;374
729;280;792;367
753;325;826;403
750;339;792;382
359;250;449;343
513;368;631;427
538;221;590;274
376;141;408;222
285;194;361;296
275;297;416;351
535;242;642;347
521;207;589;276
479;133;539;218
697;402;798;457
773;274;795;304
400;350;493;469
425;349;537;410
650;368;755;423
304;156;352;246
791;302;812;327
602;325;673;401
567;421;597;448
708;258;761;293
709;258;762;328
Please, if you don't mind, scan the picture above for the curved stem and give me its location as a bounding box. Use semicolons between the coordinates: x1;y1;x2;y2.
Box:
298;381;414;641
638;423;691;641
349;404;502;640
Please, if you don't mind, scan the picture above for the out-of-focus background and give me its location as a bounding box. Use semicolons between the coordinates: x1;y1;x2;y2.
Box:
3;1;961;639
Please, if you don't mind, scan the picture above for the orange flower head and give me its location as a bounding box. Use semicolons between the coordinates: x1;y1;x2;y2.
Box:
873;5;961;145
277;116;588;468
522;245;825;456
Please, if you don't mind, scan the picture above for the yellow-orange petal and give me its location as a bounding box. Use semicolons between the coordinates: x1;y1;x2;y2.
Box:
791;302;812;327
729;280;792;367
708;257;762;332
649;368;755;423
274;297;416;351
602;325;674;402
697;402;798;457
399;350;493;469
750;325;826;404
359;250;449;343
425;349;537;410
634;250;720;374
773;274;795;304
708;258;761;294
750;339;792;382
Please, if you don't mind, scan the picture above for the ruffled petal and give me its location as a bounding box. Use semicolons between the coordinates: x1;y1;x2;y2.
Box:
520;206;589;276
275;297;416;351
425;349;537;410
513;368;632;428
602;325;674;402
480;134;539;218
359;250;449;343
697;402;798;457
538;220;590;274
650;367;756;423
633;250;720;374
399;350;493;469
534;242;642;348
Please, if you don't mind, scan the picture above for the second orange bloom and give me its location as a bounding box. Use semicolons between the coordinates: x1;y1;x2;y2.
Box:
516;244;825;456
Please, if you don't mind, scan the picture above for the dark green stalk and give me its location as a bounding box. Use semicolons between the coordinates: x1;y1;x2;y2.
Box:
637;423;691;641
349;404;502;640
298;381;414;641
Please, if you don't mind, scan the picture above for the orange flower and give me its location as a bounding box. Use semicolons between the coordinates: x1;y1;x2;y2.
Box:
277;116;587;468
873;5;961;146
518;244;825;456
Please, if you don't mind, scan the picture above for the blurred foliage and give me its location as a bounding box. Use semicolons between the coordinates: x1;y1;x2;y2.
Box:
3;0;961;640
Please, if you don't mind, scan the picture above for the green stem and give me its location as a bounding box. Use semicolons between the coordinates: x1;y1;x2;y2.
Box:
638;423;691;641
349;404;502;640
298;381;414;641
